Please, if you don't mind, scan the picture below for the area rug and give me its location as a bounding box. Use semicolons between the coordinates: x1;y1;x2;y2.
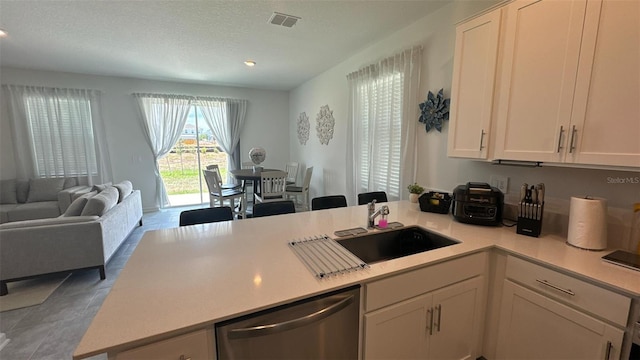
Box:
0;273;71;312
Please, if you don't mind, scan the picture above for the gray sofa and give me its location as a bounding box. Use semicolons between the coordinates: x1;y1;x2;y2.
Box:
0;181;143;295
0;177;90;224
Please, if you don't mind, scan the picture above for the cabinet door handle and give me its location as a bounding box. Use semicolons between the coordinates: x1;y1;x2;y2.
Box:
569;125;577;153
435;304;442;332
556;126;564;153
426;308;434;336
535;279;575;296
604;341;612;360
479;130;486;150
179;356;192;360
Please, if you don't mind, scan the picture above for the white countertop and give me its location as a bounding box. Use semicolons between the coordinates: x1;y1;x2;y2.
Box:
74;201;640;359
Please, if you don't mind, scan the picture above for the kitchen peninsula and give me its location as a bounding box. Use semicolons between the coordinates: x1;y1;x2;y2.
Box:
74;201;640;359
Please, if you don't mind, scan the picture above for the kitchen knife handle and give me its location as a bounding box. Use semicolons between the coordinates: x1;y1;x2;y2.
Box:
479;130;486;150
557;126;565;153
569;125;577;153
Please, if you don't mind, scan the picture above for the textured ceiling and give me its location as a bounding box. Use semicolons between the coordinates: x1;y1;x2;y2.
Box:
0;1;449;90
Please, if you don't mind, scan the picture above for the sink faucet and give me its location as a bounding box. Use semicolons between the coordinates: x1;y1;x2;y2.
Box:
367;199;390;229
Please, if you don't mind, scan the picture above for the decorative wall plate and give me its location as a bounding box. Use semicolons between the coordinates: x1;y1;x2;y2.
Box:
297;112;310;145
316;105;335;145
419;88;450;133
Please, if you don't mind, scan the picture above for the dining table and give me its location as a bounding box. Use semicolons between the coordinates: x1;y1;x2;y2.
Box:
230;167;279;202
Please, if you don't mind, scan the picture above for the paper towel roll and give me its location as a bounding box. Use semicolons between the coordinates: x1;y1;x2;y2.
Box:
567;196;608;250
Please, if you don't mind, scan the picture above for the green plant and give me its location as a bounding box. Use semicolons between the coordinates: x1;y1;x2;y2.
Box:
407;183;424;194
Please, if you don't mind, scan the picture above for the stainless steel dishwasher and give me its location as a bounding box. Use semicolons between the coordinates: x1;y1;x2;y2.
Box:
216;285;360;359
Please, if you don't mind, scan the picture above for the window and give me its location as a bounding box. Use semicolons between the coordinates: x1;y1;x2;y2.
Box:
23;91;98;177
355;71;404;198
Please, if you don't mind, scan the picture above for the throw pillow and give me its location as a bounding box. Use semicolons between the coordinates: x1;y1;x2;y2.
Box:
16;180;29;203
113;181;133;203
0;179;17;204
81;187;118;216
26;178;66;203
92;182;113;193
61;191;96;217
63;177;78;189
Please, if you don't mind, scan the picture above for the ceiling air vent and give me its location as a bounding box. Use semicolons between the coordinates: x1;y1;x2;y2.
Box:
269;12;301;28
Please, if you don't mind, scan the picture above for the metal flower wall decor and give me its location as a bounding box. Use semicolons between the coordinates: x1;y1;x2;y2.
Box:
297;112;310;145
418;88;450;133
316;105;335;145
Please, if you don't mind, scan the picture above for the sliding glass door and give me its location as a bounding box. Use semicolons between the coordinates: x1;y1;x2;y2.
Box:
159;106;228;206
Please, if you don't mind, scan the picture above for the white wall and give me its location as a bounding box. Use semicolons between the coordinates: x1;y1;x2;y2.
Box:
0;68;290;211
289;0;639;249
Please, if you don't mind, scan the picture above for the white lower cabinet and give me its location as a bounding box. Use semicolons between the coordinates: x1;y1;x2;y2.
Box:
361;253;487;359
496;280;624;359
113;328;213;360
364;276;485;360
495;256;630;360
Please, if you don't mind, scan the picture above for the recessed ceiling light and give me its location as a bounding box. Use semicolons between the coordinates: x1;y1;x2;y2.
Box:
0;29;7;38
244;60;256;67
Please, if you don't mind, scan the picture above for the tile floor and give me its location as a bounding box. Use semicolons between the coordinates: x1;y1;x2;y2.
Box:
0;205;196;360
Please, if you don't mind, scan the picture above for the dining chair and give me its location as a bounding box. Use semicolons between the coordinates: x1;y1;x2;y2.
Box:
206;164;241;190
284;162;299;184
285;166;313;211
254;170;288;203
252;200;296;218
202;169;246;219
241;161;255;201
179;206;234;226
311;195;348;211
357;191;388;205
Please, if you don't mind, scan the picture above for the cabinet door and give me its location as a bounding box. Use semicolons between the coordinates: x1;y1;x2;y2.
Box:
428;276;484;360
363;293;430;360
496;281;624;360
448;10;501;159
114;329;212;360
494;0;587;162
568;0;640;167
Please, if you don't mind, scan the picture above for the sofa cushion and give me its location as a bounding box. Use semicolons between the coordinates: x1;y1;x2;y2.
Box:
26;178;65;203
0;179;17;204
7;201;61;222
92;182;113;193
62;191;97;217
0;215;99;230
113;181;133;203
16;181;29;203
81;187;118;216
0;204;20;224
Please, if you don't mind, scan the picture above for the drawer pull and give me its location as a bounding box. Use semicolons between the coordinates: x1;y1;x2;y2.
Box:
604;341;612;360
535;279;575;296
179;356;191;360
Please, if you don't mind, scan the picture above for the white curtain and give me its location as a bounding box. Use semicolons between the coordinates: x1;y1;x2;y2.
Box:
346;46;422;203
197;97;247;183
3;84;112;185
134;93;192;208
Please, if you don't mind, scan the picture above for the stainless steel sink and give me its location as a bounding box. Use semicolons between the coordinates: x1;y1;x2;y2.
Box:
336;226;460;264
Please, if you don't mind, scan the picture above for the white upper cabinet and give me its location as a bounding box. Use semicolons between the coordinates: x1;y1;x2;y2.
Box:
567;0;640;167
452;0;639;168
448;9;502;159
493;0;587;163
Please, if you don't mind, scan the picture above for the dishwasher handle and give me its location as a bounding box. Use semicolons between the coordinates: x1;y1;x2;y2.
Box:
227;294;355;339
